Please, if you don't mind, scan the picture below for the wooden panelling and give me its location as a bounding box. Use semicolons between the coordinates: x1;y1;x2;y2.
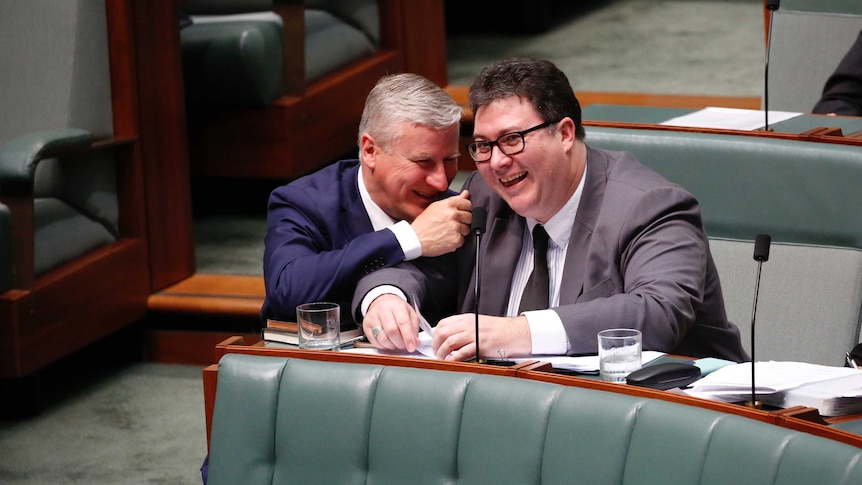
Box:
129;1;196;290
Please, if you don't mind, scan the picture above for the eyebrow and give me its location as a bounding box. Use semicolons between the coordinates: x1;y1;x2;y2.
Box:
473;125;526;141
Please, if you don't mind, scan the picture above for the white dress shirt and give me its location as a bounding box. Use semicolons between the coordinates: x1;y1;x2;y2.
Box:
357;165;422;260
510;164;586;354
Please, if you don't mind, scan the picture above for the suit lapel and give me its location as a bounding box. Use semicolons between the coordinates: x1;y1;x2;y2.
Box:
340;164;374;238
560;147;607;304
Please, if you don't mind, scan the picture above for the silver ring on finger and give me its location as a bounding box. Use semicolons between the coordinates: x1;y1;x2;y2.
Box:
371;326;384;338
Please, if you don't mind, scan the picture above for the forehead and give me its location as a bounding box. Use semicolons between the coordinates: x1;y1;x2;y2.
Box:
390;122;459;155
473;96;541;138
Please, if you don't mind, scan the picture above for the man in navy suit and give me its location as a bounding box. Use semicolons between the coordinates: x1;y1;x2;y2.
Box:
355;59;747;362
262;73;471;333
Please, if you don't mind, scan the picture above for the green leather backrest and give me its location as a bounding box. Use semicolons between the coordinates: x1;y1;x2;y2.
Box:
208;354;862;485
584;127;862;249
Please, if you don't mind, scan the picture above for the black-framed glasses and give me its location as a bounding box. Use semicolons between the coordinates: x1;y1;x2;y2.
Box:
467;120;557;162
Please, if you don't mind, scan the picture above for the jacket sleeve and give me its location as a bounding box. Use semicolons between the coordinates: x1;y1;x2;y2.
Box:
263;185;405;320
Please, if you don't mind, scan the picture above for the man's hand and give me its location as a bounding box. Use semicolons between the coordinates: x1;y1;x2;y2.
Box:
411;190;472;257
362;294;421;352
432;314;532;361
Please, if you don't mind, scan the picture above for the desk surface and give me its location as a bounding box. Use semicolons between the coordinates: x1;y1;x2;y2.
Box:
582;104;862;138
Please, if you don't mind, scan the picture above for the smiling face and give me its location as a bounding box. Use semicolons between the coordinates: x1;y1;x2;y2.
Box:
473;95;584;223
361;121;461;222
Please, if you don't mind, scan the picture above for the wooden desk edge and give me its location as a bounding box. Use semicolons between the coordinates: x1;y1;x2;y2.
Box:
205;336;862;449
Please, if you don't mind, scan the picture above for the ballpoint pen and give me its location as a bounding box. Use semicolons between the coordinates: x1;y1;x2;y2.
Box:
846;352;859;369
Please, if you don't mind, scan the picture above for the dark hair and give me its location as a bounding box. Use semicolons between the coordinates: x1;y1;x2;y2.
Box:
469;58;585;139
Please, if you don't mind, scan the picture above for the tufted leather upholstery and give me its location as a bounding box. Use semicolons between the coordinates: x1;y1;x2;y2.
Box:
208;353;862;484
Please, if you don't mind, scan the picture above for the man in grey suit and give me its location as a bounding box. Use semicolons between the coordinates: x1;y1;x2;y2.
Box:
355;58;747;362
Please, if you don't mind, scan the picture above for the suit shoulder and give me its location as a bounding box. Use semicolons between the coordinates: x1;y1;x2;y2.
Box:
270;160;359;207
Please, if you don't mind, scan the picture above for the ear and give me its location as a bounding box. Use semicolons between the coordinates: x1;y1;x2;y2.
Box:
360;133;378;170
557;117;577;151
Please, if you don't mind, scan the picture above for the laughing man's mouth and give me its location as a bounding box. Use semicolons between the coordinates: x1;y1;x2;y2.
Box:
413;190;438;200
500;171;527;188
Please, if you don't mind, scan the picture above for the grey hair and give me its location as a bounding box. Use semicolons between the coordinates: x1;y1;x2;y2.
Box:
358;73;461;155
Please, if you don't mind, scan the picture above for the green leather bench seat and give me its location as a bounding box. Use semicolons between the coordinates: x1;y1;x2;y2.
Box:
585;127;862;248
208;354;862;484
181;19;283;107
181;1;378;107
1;129;119;278
584;127;862;365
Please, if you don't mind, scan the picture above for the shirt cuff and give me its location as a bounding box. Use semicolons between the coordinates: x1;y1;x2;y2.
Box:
523;309;569;355
360;285;407;316
389;220;422;261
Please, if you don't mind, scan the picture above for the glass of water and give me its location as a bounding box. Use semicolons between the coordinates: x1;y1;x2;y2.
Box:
597;328;642;383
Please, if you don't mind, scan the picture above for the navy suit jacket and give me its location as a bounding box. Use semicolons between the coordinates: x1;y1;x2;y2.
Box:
355;147;747;361
262;160;406;325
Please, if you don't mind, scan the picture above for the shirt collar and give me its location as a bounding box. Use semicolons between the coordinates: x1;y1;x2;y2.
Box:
526;161;587;248
358;165;397;231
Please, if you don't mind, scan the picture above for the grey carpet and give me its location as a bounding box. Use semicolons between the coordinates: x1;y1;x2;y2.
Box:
447;0;763;96
0;363;205;485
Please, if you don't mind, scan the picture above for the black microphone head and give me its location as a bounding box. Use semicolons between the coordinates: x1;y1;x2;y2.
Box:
753;234;771;262
765;0;780;11
471;207;487;234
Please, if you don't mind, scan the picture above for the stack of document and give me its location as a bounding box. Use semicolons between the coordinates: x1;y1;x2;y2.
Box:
659;107;802;131
685;361;862;416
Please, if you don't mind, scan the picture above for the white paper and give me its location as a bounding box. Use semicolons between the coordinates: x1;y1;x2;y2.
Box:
342;340;664;370
685;361;860;403
760;373;862;415
511;350;664;373
659;107;801;131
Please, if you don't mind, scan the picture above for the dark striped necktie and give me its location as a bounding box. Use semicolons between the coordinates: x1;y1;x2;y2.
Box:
518;224;550;313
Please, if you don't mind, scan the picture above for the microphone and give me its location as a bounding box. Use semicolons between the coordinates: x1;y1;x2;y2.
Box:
763;0;780;131
746;233;771;409
470;207;487;363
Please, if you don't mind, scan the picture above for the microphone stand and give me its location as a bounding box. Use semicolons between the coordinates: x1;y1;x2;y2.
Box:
474;230;482;363
763;0;780;131
746;234;771;409
468;207;514;367
470;207;486;363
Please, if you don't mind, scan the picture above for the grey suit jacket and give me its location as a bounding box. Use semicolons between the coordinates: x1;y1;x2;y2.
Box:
355;146;747;361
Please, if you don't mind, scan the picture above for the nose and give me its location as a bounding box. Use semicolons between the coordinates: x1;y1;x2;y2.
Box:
426;161;450;191
487;145;512;170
